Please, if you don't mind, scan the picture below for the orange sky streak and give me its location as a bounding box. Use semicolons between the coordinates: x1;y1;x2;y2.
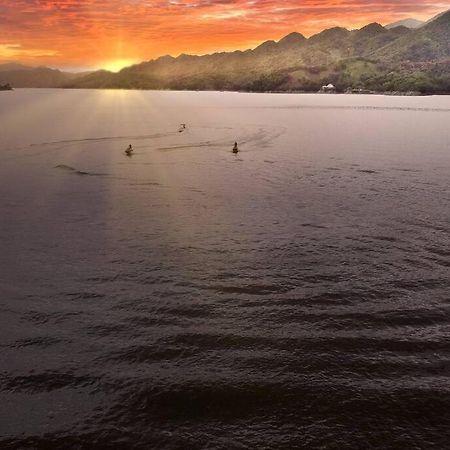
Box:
0;0;447;70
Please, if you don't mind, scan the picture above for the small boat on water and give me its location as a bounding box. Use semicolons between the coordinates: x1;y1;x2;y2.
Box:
178;124;186;133
125;144;134;156
232;142;239;154
0;83;13;91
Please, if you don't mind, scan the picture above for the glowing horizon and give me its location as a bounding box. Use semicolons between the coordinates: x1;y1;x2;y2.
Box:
0;1;447;71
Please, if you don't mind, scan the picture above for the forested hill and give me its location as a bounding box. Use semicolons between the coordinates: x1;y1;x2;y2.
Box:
1;9;449;93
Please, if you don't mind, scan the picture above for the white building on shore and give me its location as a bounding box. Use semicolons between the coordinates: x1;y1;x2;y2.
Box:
320;83;336;93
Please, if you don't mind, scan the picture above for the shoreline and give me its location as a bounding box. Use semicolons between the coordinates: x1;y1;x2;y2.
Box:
6;87;450;96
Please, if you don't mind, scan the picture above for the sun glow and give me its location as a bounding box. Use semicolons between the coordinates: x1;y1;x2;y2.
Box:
101;59;138;72
1;1;446;68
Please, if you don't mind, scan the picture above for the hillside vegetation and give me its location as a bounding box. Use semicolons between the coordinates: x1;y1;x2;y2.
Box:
1;10;449;93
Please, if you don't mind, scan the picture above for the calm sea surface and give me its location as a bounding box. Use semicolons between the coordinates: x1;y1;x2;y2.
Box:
0;89;449;449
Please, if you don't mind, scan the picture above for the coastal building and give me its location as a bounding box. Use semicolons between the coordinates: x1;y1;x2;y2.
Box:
320;83;336;93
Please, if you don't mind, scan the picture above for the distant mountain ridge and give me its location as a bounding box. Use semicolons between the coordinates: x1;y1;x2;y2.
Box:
1;9;449;93
0;65;88;87
385;10;448;30
385;18;425;30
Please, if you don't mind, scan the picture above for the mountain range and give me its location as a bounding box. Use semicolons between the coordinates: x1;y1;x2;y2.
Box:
1;9;449;94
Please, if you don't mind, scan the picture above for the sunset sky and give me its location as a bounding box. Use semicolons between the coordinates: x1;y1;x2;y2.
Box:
0;1;447;71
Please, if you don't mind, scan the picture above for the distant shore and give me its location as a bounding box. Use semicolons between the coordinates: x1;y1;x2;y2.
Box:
5;86;449;96
0;83;13;91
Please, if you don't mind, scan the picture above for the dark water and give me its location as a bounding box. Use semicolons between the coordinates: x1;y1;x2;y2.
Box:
1;89;450;449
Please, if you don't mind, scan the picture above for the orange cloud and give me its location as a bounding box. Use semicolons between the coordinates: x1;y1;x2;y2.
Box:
0;0;446;69
0;43;59;59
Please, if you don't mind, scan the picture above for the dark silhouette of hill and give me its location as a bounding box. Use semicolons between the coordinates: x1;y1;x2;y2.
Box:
0;65;89;87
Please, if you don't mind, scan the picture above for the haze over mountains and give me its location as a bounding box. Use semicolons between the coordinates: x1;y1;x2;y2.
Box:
1;9;449;94
0;63;89;88
385;19;425;30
